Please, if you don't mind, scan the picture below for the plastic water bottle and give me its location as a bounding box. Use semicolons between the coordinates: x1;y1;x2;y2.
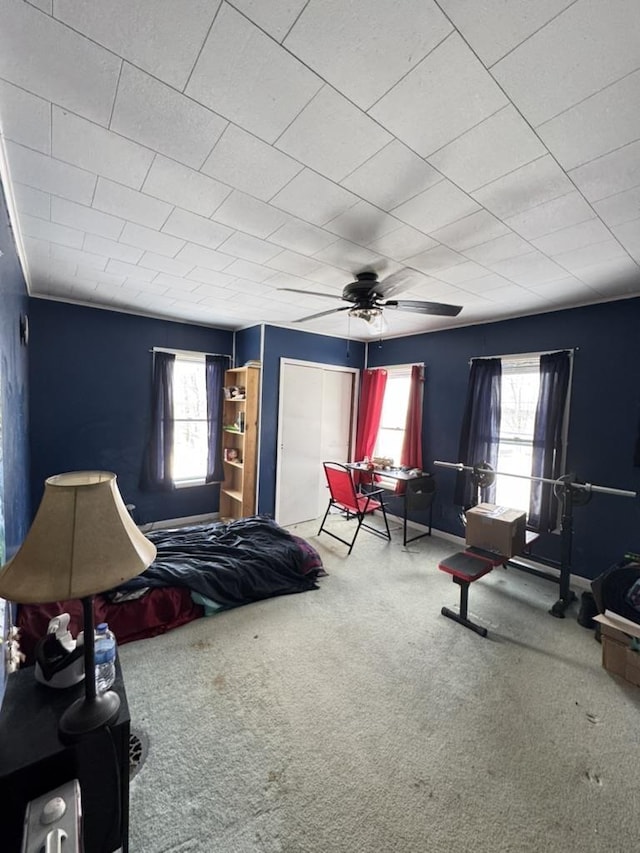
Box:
94;622;116;692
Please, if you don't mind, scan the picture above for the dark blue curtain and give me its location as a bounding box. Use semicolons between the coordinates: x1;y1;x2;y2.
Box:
454;358;502;509
529;350;571;531
205;355;228;483
141;351;175;491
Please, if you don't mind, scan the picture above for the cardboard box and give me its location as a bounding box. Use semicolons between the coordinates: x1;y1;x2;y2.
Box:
595;612;640;687
465;503;526;558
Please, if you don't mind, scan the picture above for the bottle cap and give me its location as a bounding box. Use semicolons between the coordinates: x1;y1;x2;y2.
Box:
96;622;108;632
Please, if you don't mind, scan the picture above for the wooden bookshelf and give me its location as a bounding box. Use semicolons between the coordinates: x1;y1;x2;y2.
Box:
220;363;261;520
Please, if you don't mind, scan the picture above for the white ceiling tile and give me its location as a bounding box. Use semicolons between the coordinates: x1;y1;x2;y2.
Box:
174;243;234;272
312;239;382;271
428;106;546;192
119;222;185;257
297;263;345;287
151;273;198;292
526;275;592;297
137;252;194;277
340;140;441;211
12;183;51;219
505;192;595;240
492;0;640;126
84;234;144;264
105;259;157;282
186;4;322;143
323;201;400;246
471;155;574;219
458;273;515;294
110;64;227;170
142;155;231;218
186;267;236;287
224;259;274;282
51;197;124;241
569;139;640;202
435;261;491;284
20;212;84;249
50;244;108;270
5;141;96;204
429;210;510;252
537;70;640;171
52;107;154;190
553;238;630;273
229;0;308;42
162;207;234;250
268;218;339;254
27;0;52;12
92;178;173;229
611;220;640;260
531;219;612;257
285;0;452;110
275;86;392;183
0;79;50;154
265;250;322;277
491;251;578;285
217;231;282;264
212;190;289;239
202;123;302;201
370;34;507;157
593;186;640;228
366;225;438;262
54;0;219;90
0;0;120;125
392;180;480;233
405;245;465;275
437;0;574;66
270;169;359;226
572;256;640;289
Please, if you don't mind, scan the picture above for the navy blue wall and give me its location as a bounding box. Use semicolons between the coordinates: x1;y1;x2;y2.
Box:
368;298;640;579
28;299;233;524
258;326;365;515
0;186;30;559
234;325;262;367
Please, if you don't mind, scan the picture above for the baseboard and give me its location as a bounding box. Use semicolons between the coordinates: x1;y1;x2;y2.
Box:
139;512;219;534
387;512;591;592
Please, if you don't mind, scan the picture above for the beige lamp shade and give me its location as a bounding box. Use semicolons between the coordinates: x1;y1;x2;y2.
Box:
0;471;157;604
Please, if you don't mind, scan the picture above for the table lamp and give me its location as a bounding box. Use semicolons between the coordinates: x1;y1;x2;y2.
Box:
0;471;157;738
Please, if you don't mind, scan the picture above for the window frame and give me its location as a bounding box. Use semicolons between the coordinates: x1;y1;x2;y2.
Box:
371;363;417;490
171;350;209;489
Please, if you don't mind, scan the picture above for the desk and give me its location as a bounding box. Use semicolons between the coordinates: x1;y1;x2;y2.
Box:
345;463;435;545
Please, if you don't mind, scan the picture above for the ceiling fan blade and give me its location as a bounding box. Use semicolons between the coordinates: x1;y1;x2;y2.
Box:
374;269;417;299
295;306;351;322
278;287;343;300
384;299;463;317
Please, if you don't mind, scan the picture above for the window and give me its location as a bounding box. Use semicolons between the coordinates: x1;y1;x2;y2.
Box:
493;353;570;518
373;366;412;466
172;354;208;486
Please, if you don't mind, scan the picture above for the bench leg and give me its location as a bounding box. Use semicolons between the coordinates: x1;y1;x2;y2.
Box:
441;577;488;638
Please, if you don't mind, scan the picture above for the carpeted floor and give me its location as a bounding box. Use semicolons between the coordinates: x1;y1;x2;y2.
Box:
120;515;640;852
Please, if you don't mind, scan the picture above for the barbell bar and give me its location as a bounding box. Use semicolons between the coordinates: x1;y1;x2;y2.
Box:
433;460;637;500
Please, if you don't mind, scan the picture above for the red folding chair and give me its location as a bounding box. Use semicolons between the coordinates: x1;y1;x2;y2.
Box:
318;462;391;554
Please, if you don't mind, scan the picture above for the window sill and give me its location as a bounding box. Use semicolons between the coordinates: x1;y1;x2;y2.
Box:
174;478;217;489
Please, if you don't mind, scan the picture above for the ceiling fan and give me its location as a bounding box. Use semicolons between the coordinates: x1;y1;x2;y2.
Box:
279;270;463;324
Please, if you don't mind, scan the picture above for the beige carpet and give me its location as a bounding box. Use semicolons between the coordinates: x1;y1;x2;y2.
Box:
120;515;640;852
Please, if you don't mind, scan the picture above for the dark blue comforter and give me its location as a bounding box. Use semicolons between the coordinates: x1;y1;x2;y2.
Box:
116;515;322;608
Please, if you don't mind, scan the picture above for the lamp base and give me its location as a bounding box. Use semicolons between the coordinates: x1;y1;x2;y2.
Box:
59;690;121;739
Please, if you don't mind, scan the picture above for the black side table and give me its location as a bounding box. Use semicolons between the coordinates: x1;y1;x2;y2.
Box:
0;657;130;853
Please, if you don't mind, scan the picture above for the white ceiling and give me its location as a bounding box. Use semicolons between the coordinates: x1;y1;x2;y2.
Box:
1;0;639;341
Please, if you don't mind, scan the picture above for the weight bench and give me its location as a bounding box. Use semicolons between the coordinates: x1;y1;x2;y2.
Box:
438;551;500;637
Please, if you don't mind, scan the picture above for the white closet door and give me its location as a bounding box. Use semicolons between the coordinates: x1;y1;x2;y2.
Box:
276;361;355;527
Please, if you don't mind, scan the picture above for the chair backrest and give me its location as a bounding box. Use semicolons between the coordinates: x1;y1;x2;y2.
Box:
323;462;359;511
405;474;436;510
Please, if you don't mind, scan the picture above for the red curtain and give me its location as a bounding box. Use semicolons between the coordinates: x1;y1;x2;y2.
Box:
397;365;424;494
354;369;387;483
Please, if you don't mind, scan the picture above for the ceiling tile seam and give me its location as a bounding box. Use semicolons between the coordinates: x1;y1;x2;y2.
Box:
422;103;511;162
280;0;312;44
360;28;455;114
270;83;326;149
534;63;640;132
106;58;124;131
483;0;582;71
594;179;640;206
564;132;640;176
25;0;52;15
180;1;224;94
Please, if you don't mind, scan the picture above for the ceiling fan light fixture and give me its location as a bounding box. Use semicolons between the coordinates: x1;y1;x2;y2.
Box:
349;305;382;323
